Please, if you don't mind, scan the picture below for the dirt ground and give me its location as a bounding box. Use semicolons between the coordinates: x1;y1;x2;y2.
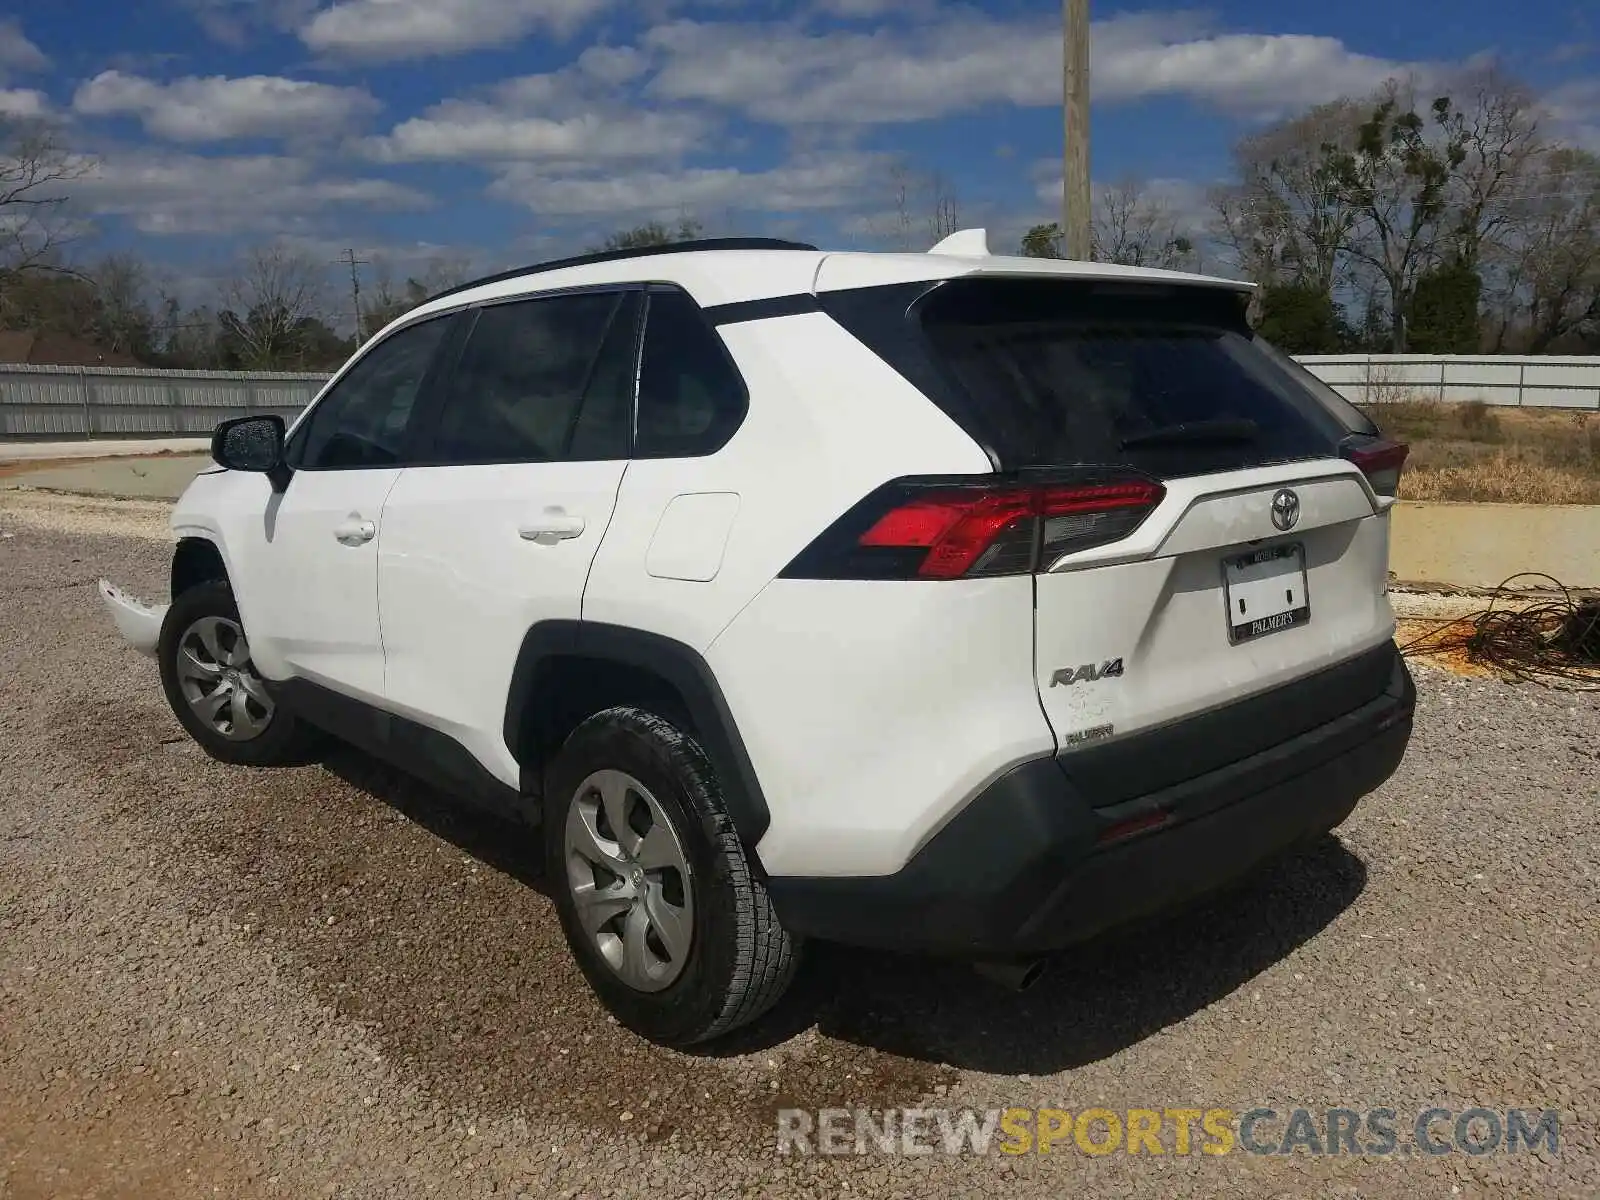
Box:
1;494;1596;1199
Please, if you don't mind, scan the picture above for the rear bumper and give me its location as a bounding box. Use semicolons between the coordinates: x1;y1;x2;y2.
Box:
767;641;1414;957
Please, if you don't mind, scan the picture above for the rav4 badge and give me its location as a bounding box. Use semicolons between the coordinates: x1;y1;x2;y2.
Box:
1050;658;1125;687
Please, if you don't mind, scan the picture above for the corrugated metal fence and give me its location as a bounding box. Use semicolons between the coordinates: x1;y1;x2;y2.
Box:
2;353;1598;440
1298;354;1600;410
0;364;327;439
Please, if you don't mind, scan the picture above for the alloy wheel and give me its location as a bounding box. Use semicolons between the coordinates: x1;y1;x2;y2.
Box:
563;769;695;993
174;616;274;741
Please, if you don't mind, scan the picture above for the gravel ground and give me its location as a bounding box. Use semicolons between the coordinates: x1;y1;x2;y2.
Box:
1;498;1596;1199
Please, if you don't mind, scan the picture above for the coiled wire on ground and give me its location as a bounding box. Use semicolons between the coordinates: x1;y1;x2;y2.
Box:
1397;574;1600;690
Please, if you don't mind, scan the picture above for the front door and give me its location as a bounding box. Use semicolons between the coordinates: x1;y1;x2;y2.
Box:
232;313;456;705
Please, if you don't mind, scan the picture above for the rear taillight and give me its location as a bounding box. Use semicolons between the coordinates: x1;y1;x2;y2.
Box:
782;474;1166;581
1342;436;1409;499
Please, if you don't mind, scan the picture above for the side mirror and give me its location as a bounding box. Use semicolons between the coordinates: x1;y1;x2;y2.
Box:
212;414;291;491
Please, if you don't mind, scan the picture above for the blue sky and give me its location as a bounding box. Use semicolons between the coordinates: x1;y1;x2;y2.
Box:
1;0;1597;286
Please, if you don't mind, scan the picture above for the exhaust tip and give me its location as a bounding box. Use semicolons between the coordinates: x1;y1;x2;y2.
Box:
972;958;1047;992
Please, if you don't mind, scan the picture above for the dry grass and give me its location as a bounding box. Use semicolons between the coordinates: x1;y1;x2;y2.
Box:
1362;398;1600;504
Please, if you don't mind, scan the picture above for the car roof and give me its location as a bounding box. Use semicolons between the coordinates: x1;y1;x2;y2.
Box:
400;230;1252;328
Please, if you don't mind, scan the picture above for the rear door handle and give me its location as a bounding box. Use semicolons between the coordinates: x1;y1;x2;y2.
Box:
518;509;586;543
333;515;376;545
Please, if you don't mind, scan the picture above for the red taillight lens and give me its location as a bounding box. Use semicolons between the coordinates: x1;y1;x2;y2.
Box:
784;475;1165;581
858;490;1037;578
1342;437;1409;499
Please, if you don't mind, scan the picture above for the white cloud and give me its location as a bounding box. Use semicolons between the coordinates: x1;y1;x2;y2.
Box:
73;72;382;142
0;19;48;81
576;44;649;85
1094;16;1418;114
360;61;706;164
644;11;1430;125
0;88;50;119
364;103;705;163
486;153;884;216
179;0;320;46
1547;77;1600;151
299;0;612;61
72;151;432;235
812;0;932;17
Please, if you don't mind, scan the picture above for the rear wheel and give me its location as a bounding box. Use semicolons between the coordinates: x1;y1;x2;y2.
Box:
546;706;799;1046
158;580;318;766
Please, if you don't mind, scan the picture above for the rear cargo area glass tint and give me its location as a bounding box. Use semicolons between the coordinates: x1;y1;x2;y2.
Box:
827;277;1360;476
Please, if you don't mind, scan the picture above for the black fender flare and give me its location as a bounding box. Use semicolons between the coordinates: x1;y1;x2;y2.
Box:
503;621;772;856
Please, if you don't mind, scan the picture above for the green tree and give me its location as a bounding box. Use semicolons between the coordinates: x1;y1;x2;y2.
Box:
597;217;704;252
1254;283;1347;352
1325;88;1468;350
1020;223;1063;258
1407;260;1482;352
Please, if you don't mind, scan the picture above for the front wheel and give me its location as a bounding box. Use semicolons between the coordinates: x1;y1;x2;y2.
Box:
545;706;800;1046
157;580;318;767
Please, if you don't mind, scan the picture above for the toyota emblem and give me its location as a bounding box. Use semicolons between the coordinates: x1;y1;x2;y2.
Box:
1270;488;1301;532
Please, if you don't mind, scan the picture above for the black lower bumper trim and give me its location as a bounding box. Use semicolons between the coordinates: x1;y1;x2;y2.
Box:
767;643;1415;957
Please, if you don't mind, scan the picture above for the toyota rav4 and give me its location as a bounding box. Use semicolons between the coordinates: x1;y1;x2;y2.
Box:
101;233;1416;1046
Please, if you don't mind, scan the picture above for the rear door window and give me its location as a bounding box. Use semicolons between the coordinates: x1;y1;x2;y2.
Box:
431;291;636;465
828;277;1358;477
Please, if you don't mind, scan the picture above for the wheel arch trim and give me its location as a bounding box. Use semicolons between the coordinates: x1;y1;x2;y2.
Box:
504;620;772;856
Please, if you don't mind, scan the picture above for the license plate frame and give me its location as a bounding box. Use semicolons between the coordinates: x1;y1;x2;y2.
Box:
1223;543;1311;644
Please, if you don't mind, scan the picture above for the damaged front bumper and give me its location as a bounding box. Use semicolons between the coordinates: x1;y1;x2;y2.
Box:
98;580;169;658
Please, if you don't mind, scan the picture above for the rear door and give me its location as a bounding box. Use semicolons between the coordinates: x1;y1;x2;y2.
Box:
375;288;640;788
870;275;1397;754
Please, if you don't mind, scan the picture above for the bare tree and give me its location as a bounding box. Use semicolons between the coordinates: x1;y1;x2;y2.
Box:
218;244;329;369
363;251;474;333
883;164;917;250
874;163;962;250
1210;99;1366;293
89;253;155;356
414;252;471;296
1485;148;1600;351
1093;179;1197;270
0;121;93;322
154;291;223;369
1436;65;1546;268
926;170;962;242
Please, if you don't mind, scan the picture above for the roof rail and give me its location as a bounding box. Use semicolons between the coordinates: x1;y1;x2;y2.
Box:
426;237;822;303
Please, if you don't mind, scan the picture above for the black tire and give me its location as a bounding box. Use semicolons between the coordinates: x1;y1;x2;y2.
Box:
158;579;320;767
545;706;800;1047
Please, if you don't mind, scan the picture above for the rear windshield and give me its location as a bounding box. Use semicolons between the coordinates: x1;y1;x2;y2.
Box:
822;277;1371;476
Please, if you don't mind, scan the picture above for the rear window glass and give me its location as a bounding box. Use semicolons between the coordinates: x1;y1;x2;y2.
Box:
828;277;1362;477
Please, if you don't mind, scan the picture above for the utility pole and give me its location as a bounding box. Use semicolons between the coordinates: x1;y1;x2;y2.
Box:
339;248;369;345
1062;0;1092;260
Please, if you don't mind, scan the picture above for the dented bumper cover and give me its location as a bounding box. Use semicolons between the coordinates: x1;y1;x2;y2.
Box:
98;580;168;658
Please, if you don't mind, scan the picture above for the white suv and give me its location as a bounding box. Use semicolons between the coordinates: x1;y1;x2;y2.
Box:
101;233;1416;1046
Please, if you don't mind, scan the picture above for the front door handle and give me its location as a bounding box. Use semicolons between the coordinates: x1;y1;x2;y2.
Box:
518;509;586;543
334;514;376;546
